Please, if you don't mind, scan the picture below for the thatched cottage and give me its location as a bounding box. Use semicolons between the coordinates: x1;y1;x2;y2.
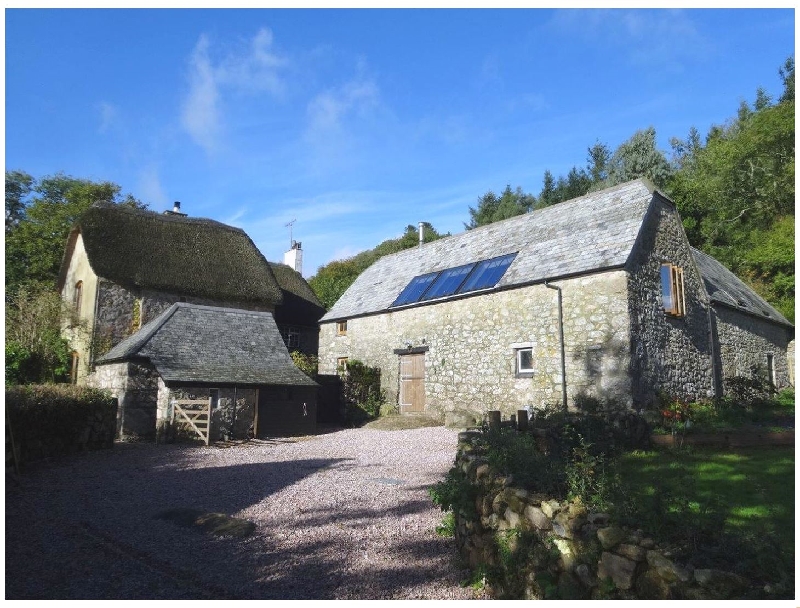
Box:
317;179;793;423
58;202;324;440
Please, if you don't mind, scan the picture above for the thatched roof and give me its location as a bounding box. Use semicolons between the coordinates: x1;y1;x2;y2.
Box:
99;303;317;387
58;203;283;306
268;262;325;326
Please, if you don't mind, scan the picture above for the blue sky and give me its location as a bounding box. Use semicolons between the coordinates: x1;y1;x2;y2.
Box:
5;8;795;277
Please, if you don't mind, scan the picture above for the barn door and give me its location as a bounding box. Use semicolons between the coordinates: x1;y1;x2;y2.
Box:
399;353;425;413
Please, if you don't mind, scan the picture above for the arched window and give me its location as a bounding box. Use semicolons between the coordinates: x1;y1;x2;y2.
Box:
73;281;83;315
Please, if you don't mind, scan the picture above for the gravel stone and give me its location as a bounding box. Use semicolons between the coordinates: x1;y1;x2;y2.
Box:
6;427;484;600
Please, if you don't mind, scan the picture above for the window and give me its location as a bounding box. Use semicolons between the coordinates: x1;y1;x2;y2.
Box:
390;252;518;308
515;347;533;377
210;389;220;409
766;354;775;388
660;263;685;317
420;263;475;300
459;253;517;293
132;298;142;332
73;281;83;315
337;357;349;375
391;272;439;307
281;326;301;349
336;321;348;336
70;352;80;384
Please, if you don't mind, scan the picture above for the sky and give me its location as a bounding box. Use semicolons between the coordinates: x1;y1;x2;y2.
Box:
4;8;796;278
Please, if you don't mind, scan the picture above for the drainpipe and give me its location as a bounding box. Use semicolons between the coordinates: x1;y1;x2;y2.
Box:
544;281;567;411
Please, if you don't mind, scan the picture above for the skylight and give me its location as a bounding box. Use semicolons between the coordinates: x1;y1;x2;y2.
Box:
390;252;518;308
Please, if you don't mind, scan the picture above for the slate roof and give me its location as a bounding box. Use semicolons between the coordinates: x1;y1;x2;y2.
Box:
57;203;283;306
322;179;657;321
99;303;317;386
691;248;792;327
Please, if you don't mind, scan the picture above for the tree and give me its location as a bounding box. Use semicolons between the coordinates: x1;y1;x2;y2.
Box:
465;185;536;229
5;285;79;384
5;170;33;232
606;127;672;189
538;170;559;208
666;64;794;321
5;172;146;295
779;56;794;103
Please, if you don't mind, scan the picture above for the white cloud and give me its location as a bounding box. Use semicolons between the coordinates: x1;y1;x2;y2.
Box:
181;28;288;154
96;101;117;133
137;166;168;208
182;34;221;154
305;77;380;142
551;9;712;72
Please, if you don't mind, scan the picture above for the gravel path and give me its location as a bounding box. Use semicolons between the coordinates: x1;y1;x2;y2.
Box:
6;426;485;600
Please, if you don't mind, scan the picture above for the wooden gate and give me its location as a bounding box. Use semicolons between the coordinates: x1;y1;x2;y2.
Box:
399;353;425;413
172;398;212;445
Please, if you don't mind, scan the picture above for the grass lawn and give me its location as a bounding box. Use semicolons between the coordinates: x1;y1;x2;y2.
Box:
614;446;794;596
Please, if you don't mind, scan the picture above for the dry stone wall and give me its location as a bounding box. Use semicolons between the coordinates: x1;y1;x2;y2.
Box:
452;431;751;600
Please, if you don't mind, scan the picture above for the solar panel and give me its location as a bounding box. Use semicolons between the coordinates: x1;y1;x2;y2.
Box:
420;263;475;301
458;253;517;293
390;271;439;307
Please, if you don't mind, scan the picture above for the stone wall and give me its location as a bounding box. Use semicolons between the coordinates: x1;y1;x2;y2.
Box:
712;305;793;393
626;198;715;406
319;270;633;422
88;361;160;439
452;432;750;600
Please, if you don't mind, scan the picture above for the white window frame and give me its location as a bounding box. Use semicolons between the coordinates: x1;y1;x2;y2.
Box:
511;342;534;377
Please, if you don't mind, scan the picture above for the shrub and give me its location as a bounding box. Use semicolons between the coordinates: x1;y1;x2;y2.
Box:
6;384;117;465
290;351;318;379
341;360;385;424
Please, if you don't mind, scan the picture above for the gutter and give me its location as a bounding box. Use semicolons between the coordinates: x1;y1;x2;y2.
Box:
544;281;568;411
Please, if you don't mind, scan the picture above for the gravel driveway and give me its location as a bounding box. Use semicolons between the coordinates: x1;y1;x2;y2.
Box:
6;426;484;600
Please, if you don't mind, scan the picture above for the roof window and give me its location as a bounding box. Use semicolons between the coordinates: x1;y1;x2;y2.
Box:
390;252;517;308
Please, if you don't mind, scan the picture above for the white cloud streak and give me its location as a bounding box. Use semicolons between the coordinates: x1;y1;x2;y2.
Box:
181;28;287;154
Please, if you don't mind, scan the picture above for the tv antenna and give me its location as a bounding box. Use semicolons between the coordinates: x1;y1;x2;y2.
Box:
285;218;296;248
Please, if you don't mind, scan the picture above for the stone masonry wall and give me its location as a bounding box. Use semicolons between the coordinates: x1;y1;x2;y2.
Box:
453;431;751;600
713;305;792;392
626;198;715;406
88;361;159;439
319;270;633;422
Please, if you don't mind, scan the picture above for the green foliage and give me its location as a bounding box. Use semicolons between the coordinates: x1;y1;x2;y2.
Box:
564;435;621;512
308;223;448;309
290;351;319;379
465;185;536;229
5;171;146;295
5;284;77;385
340;359;385;423
434;511;456;537
480;427;564;494
429;467;478;518
5;384;117;464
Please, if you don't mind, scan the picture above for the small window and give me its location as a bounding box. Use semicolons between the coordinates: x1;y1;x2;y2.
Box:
70;352;80;384
132;298;142;331
660;263;685;317
766;354;775;389
281;326;301;349
515;348;533;377
209;389;220;409
73;281;83;315
337;321;348;336
337;357;349;375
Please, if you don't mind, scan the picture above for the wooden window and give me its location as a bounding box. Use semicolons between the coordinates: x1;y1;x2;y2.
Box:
516;347;533;377
337;321;348;336
337;357;349;374
70;352;80;384
660;263;686;317
73;281;83;315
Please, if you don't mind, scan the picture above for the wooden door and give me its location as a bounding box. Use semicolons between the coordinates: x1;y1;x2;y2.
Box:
399;353;425;413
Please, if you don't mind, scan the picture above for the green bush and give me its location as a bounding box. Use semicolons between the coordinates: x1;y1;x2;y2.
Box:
290;351;318;379
6;384;117;465
341;360;385;424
